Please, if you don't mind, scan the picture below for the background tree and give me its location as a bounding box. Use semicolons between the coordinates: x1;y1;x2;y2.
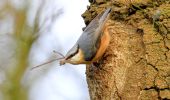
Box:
0;0;62;100
82;0;170;99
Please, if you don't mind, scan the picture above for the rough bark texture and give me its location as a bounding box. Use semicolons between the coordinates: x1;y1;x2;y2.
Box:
82;0;170;100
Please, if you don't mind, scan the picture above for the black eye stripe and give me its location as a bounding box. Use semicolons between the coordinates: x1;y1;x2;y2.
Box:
66;45;79;60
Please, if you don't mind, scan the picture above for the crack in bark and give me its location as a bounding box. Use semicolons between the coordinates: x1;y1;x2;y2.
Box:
145;41;161;45
144;87;170;91
147;63;159;71
143;73;170;99
143;86;161;100
162;38;169;60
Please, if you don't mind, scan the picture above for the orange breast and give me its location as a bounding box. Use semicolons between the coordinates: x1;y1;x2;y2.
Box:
92;27;110;62
65;27;110;65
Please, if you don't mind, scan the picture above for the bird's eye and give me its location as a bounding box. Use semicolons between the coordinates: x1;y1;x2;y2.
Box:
66;45;79;60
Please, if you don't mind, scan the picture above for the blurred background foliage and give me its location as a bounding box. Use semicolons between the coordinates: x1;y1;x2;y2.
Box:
0;0;63;100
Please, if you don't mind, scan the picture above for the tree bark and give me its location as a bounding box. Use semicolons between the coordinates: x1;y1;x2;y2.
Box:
82;0;170;100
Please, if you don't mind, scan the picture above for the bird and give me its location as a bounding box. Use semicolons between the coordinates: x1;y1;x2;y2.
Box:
31;7;112;70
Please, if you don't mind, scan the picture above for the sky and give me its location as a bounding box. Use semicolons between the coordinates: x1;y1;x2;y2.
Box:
27;0;90;100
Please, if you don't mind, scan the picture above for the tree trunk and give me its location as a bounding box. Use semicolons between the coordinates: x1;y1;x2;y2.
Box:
82;0;170;100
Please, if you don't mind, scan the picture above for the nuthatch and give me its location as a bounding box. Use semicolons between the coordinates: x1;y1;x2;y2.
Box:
32;8;111;70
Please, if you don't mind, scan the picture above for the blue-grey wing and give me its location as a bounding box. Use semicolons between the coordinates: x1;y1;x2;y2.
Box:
78;8;111;61
84;8;111;35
